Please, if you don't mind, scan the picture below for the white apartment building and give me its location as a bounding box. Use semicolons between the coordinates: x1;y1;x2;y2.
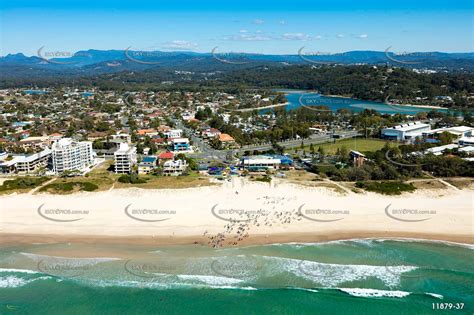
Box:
51;138;94;174
114;143;137;174
0;148;51;174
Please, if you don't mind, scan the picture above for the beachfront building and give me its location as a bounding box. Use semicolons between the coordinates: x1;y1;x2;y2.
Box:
171;138;190;152
381;122;431;141
51;138;94;174
162;159;187;176
0;148;51;175
240;155;281;172
114;143;137;174
138;156;157;175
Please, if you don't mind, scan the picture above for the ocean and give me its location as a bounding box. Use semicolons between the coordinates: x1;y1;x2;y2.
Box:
0;239;472;314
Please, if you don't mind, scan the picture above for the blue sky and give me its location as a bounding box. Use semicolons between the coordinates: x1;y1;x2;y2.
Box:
1;0;473;56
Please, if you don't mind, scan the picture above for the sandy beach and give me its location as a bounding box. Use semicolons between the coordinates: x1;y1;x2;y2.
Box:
0;178;472;246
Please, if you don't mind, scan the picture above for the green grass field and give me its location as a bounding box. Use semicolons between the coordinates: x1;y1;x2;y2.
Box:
288;138;398;155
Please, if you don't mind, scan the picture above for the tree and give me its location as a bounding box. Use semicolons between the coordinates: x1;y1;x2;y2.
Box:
318;146;325;157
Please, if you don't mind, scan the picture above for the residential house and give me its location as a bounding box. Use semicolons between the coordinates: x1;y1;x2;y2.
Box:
171;138;190;152
218;133;239;149
162;159;187;176
163;129;183;138
158;151;174;163
202;128;221;139
138;156;157;175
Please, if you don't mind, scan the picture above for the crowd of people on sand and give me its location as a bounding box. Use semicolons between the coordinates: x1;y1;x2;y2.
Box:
206;195;303;248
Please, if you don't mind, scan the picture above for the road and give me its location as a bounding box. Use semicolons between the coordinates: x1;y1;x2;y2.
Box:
238;130;359;152
174;120;229;161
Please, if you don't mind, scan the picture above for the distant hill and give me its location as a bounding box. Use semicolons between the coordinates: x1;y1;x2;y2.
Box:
1;49;473;86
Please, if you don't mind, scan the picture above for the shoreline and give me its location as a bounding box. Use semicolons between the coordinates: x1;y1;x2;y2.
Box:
0;231;472;248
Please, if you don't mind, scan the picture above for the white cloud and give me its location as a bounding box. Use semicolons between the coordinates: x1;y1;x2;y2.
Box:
279;20;286;25
224;33;272;41
239;29;248;33
314;35;323;40
336;34;344;38
161;40;198;50
357;34;368;39
253;19;264;25
281;33;312;41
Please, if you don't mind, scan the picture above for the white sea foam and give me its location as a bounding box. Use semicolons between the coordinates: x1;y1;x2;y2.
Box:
289;287;319;293
362;238;474;250
0;275;51;288
338;288;410;298
177;274;244;286
0;268;40;274
268;238;474;249
426;293;444;299
75;277;251;291
262;256;417;287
